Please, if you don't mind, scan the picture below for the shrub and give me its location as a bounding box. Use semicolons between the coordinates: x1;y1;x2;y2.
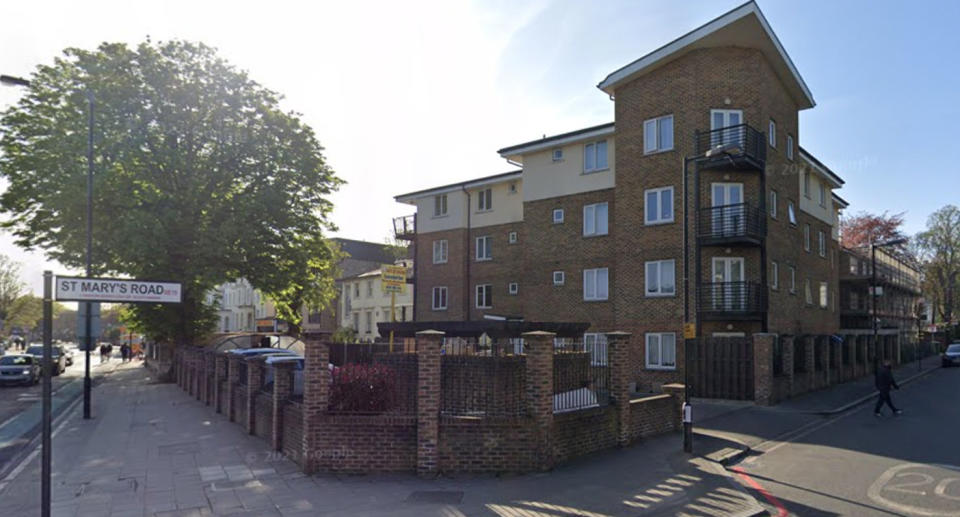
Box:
328;362;398;413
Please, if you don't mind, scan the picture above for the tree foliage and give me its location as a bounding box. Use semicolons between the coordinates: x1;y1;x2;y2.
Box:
916;205;960;325
6;294;43;332
0;254;25;329
840;211;908;249
0;40;341;344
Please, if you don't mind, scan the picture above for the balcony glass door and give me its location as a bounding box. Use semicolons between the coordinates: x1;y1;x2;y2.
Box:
712;257;745;310
710;109;742;147
711;182;744;237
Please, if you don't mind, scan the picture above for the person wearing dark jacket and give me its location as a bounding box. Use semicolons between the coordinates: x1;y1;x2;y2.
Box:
874;360;902;416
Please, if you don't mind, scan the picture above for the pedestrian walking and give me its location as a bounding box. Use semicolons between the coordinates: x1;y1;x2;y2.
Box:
99;344;107;363
874;360;902;417
120;343;128;362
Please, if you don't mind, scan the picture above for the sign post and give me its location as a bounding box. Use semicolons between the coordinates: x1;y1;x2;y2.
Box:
380;265;408;352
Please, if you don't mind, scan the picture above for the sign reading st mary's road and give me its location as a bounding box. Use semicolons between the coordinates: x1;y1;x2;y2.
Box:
55;276;182;304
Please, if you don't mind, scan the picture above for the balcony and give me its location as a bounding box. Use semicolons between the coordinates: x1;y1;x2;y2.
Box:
694;123;766;171
698;202;765;246
393;214;416;241
698;282;767;321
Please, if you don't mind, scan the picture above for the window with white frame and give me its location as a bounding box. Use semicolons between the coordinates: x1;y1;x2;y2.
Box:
584;140;609;172
645;186;674;224
804;224;811;252
803;172;811;198
770;190;778;218
583;268;609;301
365;311;372;333
643;114;674;154
646;333;676;369
818;182;826;207
787;135;794;160
352;312;359;331
552;148;563;162
354;283;359;297
432;286;447;310
789;266;797;294
553;209;564;224
434;194;447;217
432;240;448;264
770;261;779;290
805;278;813;305
477;188;492;211
508;231;518;244
583;202;609;236
769;120;776;147
476;236;492;261
553;271;565;286
584;333;608;366
645;260;675;296
788;201;797;225
476;284;492;309
818;230;826;257
508;282;518;295
819;281;828;308
849;257;858;275
367;281;373;297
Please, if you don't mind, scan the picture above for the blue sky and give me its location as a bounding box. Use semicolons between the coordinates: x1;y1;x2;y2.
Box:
1;0;957;292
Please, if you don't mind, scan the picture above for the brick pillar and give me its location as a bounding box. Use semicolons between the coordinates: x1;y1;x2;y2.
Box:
415;330;443;478
246;356;265;435
301;334;330;474
804;335;816;390
752;333;775;406
523;331;555;472
832;337;842;386
272;361;296;451
227;354;242;422
782;335;795;396
214;354;227;414
606;332;632;447
661;383;685;431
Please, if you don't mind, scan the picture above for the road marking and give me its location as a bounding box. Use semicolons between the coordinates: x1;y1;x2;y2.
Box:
745;406;863;462
731;466;788;517
868;463;960;517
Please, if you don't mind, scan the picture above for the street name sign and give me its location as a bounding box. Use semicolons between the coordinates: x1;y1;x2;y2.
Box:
55;276;182;303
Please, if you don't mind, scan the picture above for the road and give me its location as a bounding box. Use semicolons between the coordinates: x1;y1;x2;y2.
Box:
733;366;960;516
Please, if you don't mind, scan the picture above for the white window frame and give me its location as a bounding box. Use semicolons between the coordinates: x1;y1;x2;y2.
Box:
434;194;447;217
803;172;811;199
644;186;674;225
553;209;564;224
431;286;447;310
508;231;518;244
475;284;492;309
476;235;492;261
477;188;492;212
645;260;676;297
786;135;794;161
508;282;518;295
583;202;609;236
818;230;826;257
553;271;565;286
432;239;448;264
643;114;674;154
770;190;778;219
804;224;811;252
788;201;797;225
583;268;609;301
819;281;828;309
768;119;776;148
770;261;779;290
584;333;608;366
583;140;609;173
552;148;563;162
645;333;676;370
818;182;826;207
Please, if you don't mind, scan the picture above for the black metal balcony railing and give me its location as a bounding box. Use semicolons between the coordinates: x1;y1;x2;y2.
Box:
694;123;766;170
698;202;765;245
393;214;416;240
698;282;767;318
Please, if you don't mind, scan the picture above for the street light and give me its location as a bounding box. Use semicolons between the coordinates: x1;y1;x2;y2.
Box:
871;237;908;372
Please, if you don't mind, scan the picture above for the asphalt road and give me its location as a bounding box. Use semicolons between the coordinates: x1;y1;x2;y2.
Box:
0;346;87;427
733;366;960;516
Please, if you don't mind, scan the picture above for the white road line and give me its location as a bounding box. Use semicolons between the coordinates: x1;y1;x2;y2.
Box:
745;404;865;462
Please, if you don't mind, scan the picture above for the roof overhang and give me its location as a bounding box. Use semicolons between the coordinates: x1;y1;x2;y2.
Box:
832;192;849;209
597;1;815;110
800;147;844;188
394;170;522;205
497;122;615;163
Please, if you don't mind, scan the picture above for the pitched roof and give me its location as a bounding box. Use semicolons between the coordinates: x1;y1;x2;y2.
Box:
331;238;398;278
497;122;615;158
799;147;845;188
394;170;522;203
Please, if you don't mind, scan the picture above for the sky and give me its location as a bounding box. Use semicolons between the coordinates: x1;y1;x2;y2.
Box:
1;0;958;294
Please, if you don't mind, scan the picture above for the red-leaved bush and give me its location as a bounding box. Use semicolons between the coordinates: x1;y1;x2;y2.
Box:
328;363;398;413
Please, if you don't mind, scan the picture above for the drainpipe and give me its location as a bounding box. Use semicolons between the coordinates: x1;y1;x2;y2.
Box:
462;186;472;321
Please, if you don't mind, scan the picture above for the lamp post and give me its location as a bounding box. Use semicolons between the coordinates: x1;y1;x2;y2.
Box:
2;74;95;419
871;238;908;372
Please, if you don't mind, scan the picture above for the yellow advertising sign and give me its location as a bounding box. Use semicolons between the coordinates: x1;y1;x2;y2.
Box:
381;282;406;294
683;323;696;340
381;265;407;284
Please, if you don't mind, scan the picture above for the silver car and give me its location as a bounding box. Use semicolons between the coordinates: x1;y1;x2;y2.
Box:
0;354;41;385
942;343;960;367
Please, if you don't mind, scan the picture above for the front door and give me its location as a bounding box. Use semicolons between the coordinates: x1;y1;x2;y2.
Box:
712;257;745;310
711;182;744;236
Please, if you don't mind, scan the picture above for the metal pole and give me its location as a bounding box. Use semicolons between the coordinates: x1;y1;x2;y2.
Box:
84;91;94;419
42;271;53;517
683;338;693;453
872;244;878;372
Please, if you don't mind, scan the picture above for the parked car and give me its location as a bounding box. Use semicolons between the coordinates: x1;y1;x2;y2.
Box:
942;343;960;367
63;347;74;366
25;345;66;375
0;354;41;385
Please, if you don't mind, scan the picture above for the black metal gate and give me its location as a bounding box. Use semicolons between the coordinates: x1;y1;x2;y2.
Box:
688;337;754;400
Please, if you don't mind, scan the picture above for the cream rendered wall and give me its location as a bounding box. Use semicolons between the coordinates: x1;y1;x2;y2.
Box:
340;275;413;339
798;171;835;226
522;138;616;202
413;190;467;234
466;180;523;228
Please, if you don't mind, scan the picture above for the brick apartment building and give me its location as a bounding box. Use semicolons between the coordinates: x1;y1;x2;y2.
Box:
394;2;847;390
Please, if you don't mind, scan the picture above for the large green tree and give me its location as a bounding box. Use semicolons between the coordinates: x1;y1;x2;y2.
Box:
916;205;960;326
0;254;25;331
0;40;341;345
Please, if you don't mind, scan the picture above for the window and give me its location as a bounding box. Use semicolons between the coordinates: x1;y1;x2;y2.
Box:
584;333;608;366
849;257;858;275
476;284;492;309
819;282;828;309
850;291;859;311
431;287;447;310
818;182;826;207
434;194;447;217
583;268;609;301
354;283;359;297
367;281;373;297
553;209;564;224
553;271;565;286
508;231;518;244
803;224;811;252
476;236;492;261
769;120;776;148
432;240;448;264
770;190;778;218
552;149;563;162
583;203;609;236
477;188;492;211
643;114;674;154
644;186;674;224
352;313;359;330
788;201;797;225
645;260;676;297
786;135;794;160
770;261;779;290
789;266;797;294
805;278;813;305
646;333;676;369
365;311;372;333
508;282;518;295
818;231;826;257
584;140;608;172
803;172;811;198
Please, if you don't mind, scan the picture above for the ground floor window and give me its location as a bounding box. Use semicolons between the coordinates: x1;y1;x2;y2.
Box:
646;333;676;369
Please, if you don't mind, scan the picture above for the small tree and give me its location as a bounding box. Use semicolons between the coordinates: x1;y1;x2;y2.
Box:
0;255;25;331
916;205;960;325
840;211;909;249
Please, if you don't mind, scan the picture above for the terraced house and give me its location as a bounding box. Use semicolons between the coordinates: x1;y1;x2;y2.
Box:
394;1;846;391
